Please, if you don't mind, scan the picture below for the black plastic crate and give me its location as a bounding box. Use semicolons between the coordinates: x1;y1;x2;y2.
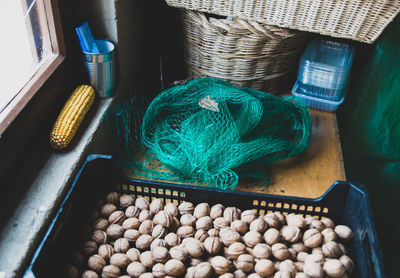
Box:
24;154;384;278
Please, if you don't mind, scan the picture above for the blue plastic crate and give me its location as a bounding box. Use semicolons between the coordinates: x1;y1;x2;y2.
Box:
24;155;384;278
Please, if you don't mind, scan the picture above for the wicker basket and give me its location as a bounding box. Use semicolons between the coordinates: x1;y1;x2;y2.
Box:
168;0;400;43
182;10;308;93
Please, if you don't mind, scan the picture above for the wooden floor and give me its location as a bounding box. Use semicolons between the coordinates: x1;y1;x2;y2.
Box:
237;109;345;198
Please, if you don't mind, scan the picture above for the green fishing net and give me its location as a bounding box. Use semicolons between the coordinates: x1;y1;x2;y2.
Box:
106;78;311;190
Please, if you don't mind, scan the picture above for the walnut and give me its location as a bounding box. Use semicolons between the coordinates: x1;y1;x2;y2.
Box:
233;269;247;278
207;228;219;237
141;250;156;268
274;212;287;226
263;228;280;245
210;204;225;219
126;248;141;262
194;262;213;278
152;224;167;239
243;231;263;247
139;210;152;222
281;226;301;243
150;199;164;215
139;220;154;234
253;243;271;259
203;236;222;255
88;254;106;272
210;256;230;275
303;229;323;248
139;273;154;278
312;247;324;255
169;217;180;232
91;230;107;244
127;262;146;278
254;259;274;277
274;270;292;278
114;238;130;253
323;259;345;277
169;246;188;261
125;206;140;218
338;243;347;255
223;207;241;222
226;242;246;259
219;274;234;278
288;248;297;260
305;216;317;225
136;234;154;250
136;197;150;211
184;238;205;257
120;194;135;208
263;213;280;229
108;211;126;225
124;229;140;242
321;228;336;243
153;211;172;227
303;262;323;278
177;225;195;238
190;258;203;266
249;218;267;233
179;202;195;215
93;218;109;231
110;253;130;268
82;241;98;256
153;246;170;263
339;255;354;273
100;204;117;217
334;225;353;241
279;259;297;274
152;263;166;278
81;270;98;278
272;243;291;261
106;224;124;239
230;220;248;234
309;220;324;232
164;203;178;217
304;253;324;265
294;273;308;278
220;227;241;246
195;229;209;242
165;233;180;247
247;274;262;278
213;217;230;229
321;217;335;229
286;214;306;229
150;238;168;251
181;214;197;226
185;266;196;278
240;210;258;224
194;203;210;219
105;192;120;205
165;259;186;276
293;262;303;273
235;254;255;272
196;216;213;230
322;241;342;258
296;252;309;262
98;244;114;260
291;242;308;253
102;265;120;278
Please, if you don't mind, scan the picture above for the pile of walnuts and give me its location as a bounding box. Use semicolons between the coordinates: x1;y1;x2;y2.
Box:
69;192;355;278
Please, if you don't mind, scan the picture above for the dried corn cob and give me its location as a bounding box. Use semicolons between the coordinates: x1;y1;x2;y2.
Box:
50;85;95;150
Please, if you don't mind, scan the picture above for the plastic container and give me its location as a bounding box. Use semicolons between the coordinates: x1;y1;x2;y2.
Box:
23;155;385;278
297;39;354;101
83;39;115;98
292;81;344;112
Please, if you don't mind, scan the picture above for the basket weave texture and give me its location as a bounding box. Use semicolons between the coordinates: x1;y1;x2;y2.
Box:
182;10;308;93
168;0;400;43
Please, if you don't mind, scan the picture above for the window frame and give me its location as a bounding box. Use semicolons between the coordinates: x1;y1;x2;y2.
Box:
0;0;66;135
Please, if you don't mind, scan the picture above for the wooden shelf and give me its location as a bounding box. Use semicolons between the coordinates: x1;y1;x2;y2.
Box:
237;109;345;198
